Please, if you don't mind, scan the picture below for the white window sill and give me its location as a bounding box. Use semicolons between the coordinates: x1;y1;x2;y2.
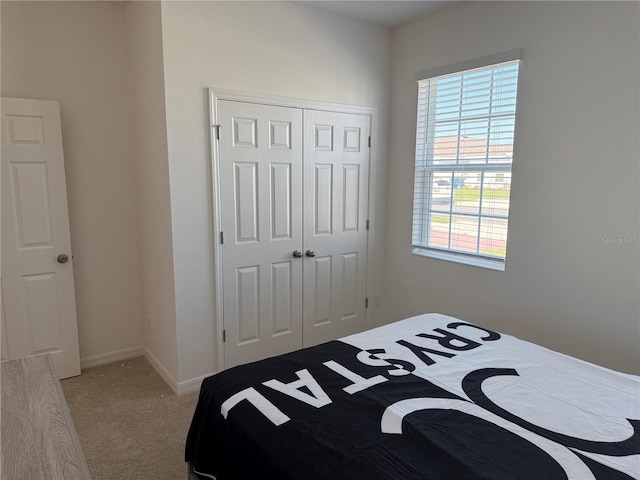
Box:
412;247;505;271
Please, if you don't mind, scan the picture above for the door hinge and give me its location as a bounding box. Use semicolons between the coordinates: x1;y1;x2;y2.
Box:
365;298;369;308
368;136;371;148
366;219;370;231
222;329;226;342
213;124;220;140
220;231;225;244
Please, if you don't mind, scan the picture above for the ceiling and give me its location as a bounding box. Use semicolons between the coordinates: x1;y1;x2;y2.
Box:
299;1;461;28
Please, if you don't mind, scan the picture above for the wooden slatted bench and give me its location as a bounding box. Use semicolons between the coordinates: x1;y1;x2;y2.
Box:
1;354;91;479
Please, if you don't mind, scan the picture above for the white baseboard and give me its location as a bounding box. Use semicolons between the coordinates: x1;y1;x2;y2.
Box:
143;347;179;394
143;348;213;395
80;346;144;369
176;371;215;395
80;345;214;396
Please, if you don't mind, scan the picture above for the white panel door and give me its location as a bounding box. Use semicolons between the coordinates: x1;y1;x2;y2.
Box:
218;100;304;368
1;97;81;379
303;110;370;347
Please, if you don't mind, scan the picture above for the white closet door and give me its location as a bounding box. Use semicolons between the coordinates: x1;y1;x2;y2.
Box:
302;110;370;347
1;97;81;379
218;100;304;368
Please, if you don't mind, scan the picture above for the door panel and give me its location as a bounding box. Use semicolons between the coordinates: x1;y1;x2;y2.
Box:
271;163;292;239
236;265;260;344
219;100;303;368
235;162;259;242
303;110;370;347
1;97;81;379
310;255;332;326
314;164;333;235
343;165;360;231
340;252;358;318
271;262;293;335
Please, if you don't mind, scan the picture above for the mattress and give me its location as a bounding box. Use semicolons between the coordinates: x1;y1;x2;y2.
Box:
185;313;640;479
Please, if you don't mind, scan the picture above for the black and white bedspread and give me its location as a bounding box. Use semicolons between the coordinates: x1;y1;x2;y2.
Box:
185;313;640;479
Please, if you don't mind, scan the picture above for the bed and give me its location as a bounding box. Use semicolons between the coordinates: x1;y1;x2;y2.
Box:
185;313;640;479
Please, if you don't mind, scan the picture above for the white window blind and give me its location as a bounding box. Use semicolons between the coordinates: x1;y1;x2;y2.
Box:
412;52;521;270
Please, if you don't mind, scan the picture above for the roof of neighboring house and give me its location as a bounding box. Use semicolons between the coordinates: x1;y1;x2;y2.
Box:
434;135;513;159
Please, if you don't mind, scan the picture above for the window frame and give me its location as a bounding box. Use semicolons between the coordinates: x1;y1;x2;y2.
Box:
411;50;522;271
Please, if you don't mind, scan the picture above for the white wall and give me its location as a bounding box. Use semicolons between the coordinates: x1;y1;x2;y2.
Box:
159;1;392;385
1;1;144;365
386;1;640;374
6;0;634;388
125;1;178;383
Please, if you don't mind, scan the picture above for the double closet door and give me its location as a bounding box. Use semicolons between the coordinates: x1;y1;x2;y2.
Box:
217;100;370;369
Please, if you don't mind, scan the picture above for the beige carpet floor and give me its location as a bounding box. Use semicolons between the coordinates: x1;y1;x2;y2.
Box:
61;357;200;480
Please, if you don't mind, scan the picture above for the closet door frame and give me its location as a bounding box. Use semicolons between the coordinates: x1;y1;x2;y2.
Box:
208;88;379;371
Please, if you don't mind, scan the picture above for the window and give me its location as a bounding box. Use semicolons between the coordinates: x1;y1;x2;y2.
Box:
412;50;521;270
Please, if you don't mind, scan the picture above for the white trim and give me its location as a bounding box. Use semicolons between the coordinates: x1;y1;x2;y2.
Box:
177;372;214;396
412;247;506;272
415;49;522;81
144;355;213;395
208;91;226;374
208;88;378;371
208;88;374;115
145;349;214;396
143;347;178;394
80;346;144;369
80;346;213;396
364;113;377;332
